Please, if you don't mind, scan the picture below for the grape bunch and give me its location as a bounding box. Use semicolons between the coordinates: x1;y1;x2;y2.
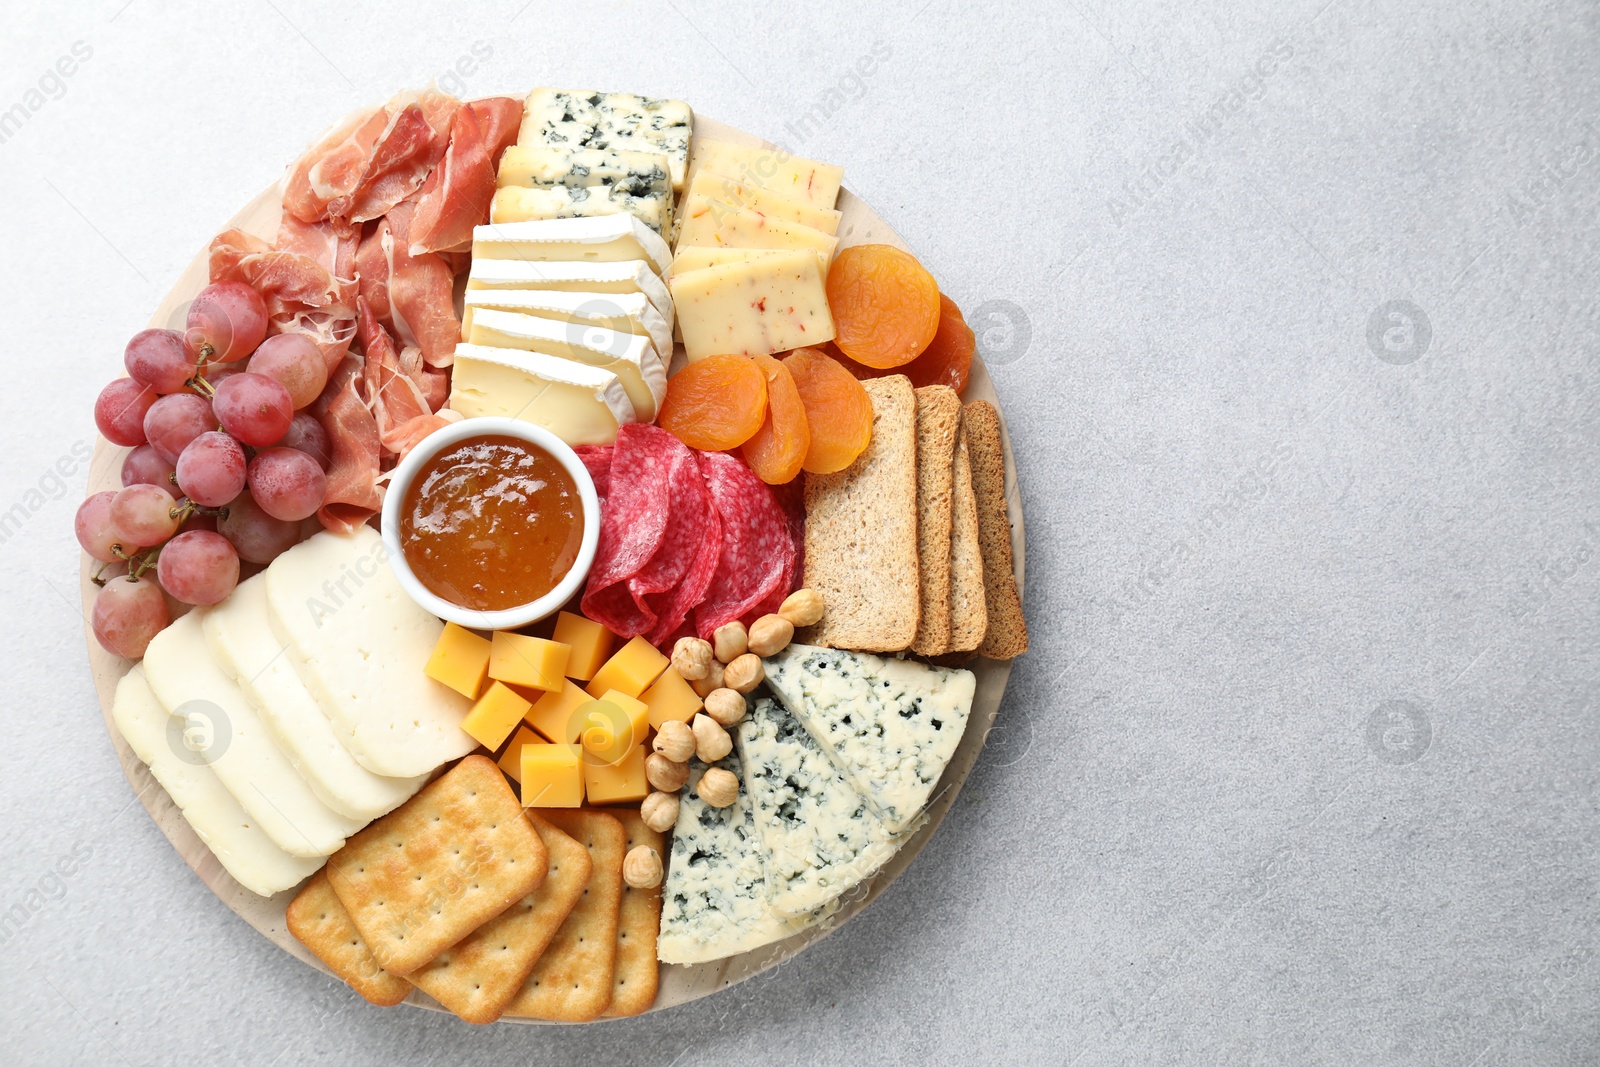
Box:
80;282;334;659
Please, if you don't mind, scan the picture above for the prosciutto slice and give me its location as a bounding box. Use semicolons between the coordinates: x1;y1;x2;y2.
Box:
310;355;384;533
355;199;459;368
408;97;523;256
282;105;389;224
355;298;450;456
338;89;459;225
208;227;358;372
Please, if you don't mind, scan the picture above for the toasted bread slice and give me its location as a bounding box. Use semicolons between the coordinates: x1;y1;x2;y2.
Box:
963;401;1028;659
947;420;988;653
910;386;962;655
800;375;920;652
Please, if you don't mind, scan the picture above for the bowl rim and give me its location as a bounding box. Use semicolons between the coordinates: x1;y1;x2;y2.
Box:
379;416;601;631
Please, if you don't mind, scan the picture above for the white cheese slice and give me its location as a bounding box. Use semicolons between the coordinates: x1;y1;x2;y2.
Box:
519;88;692;190
462;287;672;360
761;645;976;833
657;754;839;965
447;343;637;446
670;252;835;362
263;527;479;779
684;140;843;209
490;184;670;236
684;170;842;235
142;612;364;857
667;245;827;280
465;308;665;422
472;216;672;276
203;575;429;822
736;696;902;915
465;258;671;324
112;671;323;897
673;202;839;265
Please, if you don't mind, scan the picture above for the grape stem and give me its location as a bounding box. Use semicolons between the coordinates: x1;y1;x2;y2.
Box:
91;561;117;587
186;374;217;398
129;548;160;580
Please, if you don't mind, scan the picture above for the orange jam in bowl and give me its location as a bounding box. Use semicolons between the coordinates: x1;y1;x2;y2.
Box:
398;433;586;613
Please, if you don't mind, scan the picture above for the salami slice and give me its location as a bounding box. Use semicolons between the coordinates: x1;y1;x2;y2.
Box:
693;452;795;639
643;468;721;647
575;445;613;506
579;427;675;636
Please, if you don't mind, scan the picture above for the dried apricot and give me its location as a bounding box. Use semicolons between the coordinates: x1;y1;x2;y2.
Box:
826;244;940;369
741;355;810;485
782;347;872;474
658;354;769;450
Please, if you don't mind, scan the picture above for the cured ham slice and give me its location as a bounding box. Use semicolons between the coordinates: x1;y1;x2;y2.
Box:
354;199;459;368
408;97;523;256
310;355;383;533
283;105;388;224
355;299;449;456
208;228;358;372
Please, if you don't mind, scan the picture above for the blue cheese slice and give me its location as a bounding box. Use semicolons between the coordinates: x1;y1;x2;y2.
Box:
491;182;670;236
762;645;976;832
499;145;671;199
657;755;837;965
519;88;692;191
736;697;902;915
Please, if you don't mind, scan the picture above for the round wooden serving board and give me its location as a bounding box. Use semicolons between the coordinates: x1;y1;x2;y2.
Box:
80;114;1026;1021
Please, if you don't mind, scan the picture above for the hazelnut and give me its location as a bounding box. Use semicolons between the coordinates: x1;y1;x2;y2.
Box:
692;713;733;762
640;790;679;832
696;766;739;808
623;845;663;889
747;614;794;657
652;719;696;763
703;688;747;727
690;659;725;698
723;653;764;694
645;752;690;792
778;588;825;627
712;621;748;663
671;637;713;681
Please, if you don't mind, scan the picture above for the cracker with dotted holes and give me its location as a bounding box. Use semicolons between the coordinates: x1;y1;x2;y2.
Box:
326;755;548;975
503;809;625;1021
600;809;664;1017
406;812;593;1023
286;870;411;1007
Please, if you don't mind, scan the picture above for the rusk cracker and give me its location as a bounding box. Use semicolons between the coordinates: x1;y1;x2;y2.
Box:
910;385;962;656
286;870;411;1008
946;421;988;653
963;401;1029;659
504;809;625;1022
326;755;549;975
406;812;593;1024
600;810;665;1017
800;375;920;652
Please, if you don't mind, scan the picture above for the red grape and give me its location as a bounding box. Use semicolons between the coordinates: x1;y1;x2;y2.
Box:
125;329;200;393
247;447;327;522
121;445;176;489
186;282;267;364
110;483;180;546
96;379;158;447
217;492;300;564
157;530;239;606
176;431;246;508
213;372;293;447
144;393;216;464
249;333;328;409
76;491;133;562
278;413;331;470
92;575;170;658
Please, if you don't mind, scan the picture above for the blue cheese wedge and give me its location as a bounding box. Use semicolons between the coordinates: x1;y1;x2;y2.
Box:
519;88;693;191
657;755;837;965
762;645;976;832
736;697;902;915
499;145;671;200
491;182;670;236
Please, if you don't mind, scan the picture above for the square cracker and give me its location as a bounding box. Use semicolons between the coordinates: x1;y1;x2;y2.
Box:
326;755;549;975
405;812;593;1023
911;385;962;656
287;870;411;1008
963;401;1028;659
946;421;988;653
800;375;921;652
503;809;625;1022
600;810;665;1017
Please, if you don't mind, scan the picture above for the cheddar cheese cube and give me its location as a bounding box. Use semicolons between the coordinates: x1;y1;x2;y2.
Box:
497;725;542;783
489;632;571;693
424;623;492;699
524;678;591;743
642;668;703;729
552;611;615;681
593;688;650;752
521;743;584;807
461;681;533;751
583;743;649;805
585;636;668;700
570;696;642;766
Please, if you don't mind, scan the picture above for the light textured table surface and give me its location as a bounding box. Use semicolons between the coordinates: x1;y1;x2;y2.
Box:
4;1;1597;1063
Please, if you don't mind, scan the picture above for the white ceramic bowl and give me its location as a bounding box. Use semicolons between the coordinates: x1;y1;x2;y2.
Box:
380;417;600;631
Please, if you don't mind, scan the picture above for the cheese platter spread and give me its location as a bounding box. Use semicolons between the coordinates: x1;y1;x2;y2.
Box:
78;85;1028;1021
